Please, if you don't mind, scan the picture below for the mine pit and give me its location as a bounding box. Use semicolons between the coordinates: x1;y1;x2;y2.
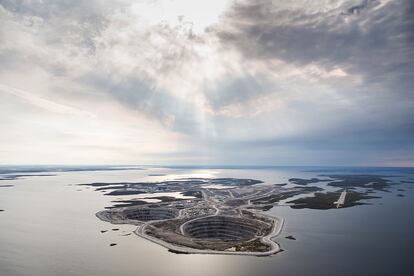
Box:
183;216;266;241
124;207;178;222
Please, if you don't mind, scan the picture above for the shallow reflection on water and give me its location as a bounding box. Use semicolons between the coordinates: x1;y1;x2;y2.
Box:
0;167;413;276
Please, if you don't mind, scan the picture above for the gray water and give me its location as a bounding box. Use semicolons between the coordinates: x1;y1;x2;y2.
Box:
0;166;413;276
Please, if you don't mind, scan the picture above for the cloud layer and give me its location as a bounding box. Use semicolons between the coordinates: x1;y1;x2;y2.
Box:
0;0;413;166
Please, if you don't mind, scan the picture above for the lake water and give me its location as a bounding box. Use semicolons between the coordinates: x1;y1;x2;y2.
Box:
0;166;413;276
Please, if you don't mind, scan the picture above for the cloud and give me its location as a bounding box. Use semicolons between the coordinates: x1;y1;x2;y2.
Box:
0;0;413;165
341;0;381;15
0;83;94;117
201;0;414;162
212;0;414;87
0;0;210;131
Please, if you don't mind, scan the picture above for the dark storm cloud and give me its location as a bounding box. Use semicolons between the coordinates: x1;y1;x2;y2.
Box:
212;0;414;91
201;0;414;164
342;0;381;15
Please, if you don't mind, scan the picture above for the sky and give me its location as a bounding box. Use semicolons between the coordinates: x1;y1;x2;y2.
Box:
0;0;413;166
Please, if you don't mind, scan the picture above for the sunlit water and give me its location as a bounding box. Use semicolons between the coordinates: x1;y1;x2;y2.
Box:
0;166;413;276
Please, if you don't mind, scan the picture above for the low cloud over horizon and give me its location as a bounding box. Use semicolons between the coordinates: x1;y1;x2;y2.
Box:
0;0;413;166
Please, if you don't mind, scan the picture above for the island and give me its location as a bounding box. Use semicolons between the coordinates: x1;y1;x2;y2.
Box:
82;174;394;256
92;178;289;256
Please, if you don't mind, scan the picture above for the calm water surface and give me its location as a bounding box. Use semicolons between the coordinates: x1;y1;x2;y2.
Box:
0;167;413;276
